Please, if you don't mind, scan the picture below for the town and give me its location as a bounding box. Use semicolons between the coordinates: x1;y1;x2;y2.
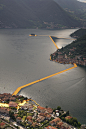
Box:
50;47;86;66
0;93;85;129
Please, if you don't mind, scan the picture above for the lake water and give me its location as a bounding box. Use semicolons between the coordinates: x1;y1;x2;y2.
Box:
0;29;86;124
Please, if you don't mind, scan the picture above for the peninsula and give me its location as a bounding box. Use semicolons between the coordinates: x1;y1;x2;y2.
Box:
50;30;86;66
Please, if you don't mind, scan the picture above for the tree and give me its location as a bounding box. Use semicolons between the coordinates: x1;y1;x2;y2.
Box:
74;122;77;127
9;111;15;120
78;122;81;127
66;111;69;116
46;106;48;108
57;106;61;110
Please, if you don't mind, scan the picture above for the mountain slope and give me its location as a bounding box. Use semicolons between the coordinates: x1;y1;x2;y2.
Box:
54;0;86;27
0;0;82;29
54;0;86;13
70;28;86;38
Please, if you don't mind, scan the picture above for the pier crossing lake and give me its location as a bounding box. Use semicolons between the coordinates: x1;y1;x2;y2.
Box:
0;29;86;124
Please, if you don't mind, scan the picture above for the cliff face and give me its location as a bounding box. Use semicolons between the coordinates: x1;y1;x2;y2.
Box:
0;0;82;29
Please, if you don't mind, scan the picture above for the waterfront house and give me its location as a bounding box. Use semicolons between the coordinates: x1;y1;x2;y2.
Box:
81;124;86;129
45;107;53;114
37;106;45;113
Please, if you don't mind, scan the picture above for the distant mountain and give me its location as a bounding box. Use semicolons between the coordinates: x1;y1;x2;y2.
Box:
54;0;86;27
0;0;82;29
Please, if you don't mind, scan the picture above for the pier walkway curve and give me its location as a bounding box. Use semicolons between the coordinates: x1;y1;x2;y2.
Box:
12;35;77;96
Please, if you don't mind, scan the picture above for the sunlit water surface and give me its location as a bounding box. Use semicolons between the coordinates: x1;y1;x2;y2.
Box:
0;29;86;124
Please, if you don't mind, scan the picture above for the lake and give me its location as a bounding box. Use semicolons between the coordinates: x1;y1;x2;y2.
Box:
0;29;86;124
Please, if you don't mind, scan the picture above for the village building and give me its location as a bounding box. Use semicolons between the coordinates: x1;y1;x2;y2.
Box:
61;123;71;129
65;116;72;120
0;122;6;129
16;117;22;123
44;126;57;129
57;121;63;128
50;117;62;126
37;106;46;113
0;107;11;115
36;115;45;123
45;107;53;114
9;101;17;107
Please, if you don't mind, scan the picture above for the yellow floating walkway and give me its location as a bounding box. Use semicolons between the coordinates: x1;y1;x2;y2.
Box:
12;63;77;96
29;34;75;41
49;36;59;49
12;34;77;96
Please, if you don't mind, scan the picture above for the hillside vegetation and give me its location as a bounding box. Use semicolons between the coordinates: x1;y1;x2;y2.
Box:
0;0;82;29
70;28;86;38
54;0;86;27
51;30;86;66
62;34;86;57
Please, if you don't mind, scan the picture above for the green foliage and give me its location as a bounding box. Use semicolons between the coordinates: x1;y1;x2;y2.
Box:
22;116;26;121
66;111;69;116
61;117;65;121
70;28;86;38
18;110;27;118
65;117;81;127
57;106;61;110
9;111;15;120
59;33;86;59
54;0;86;27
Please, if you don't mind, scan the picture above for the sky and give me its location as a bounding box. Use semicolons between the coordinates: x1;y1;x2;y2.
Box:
78;0;86;2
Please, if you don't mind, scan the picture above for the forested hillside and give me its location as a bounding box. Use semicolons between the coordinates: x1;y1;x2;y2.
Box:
54;0;86;27
63;34;86;57
0;0;82;29
70;28;86;38
51;33;86;66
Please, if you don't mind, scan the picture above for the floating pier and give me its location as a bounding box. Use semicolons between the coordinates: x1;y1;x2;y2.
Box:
12;34;77;96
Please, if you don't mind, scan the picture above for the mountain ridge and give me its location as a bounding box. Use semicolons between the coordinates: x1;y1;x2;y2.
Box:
54;0;86;27
0;0;82;29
